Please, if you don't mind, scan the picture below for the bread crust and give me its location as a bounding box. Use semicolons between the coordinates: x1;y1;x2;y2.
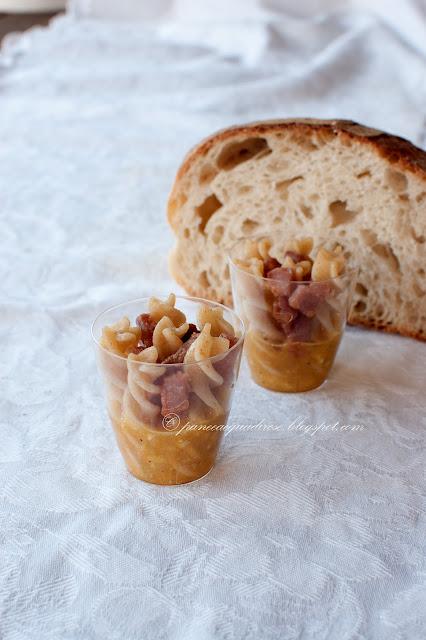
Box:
167;119;426;342
168;118;426;228
348;316;426;342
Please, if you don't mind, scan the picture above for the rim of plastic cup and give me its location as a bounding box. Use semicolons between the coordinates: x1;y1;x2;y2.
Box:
227;234;359;284
91;294;245;366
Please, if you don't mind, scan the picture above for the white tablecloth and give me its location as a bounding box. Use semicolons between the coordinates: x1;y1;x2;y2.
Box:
1;2;426;638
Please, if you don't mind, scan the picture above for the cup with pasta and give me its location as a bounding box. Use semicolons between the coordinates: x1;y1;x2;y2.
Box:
92;294;244;485
229;235;357;392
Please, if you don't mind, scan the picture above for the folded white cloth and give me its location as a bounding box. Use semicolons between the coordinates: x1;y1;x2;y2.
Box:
70;0;426;58
1;4;425;639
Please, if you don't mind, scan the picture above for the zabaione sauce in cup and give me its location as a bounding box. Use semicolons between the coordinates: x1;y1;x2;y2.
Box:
92;295;244;485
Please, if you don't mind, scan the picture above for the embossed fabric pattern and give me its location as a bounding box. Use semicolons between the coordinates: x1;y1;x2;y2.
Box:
1;3;426;638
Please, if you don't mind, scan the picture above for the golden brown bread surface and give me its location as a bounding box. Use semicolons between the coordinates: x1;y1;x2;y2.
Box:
167;119;426;341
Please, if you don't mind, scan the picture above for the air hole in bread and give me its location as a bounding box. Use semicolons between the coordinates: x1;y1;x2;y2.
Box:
238;185;253;195
377;305;384;317
356;170;371;179
212;225;224;245
385;168;408;192
411;228;425;244
371;243;400;273
416;192;426;203
273;216;281;224
216;137;270;171
360;229;377;246
329;200;359;227
199;270;210;288
199;163;218;185
309;193;319;202
301;205;313;219
183;228;190;239
224;264;230;279
356;283;369;296
399;194;410;203
196;194;222;234
418;268;425;276
241;219;259;234
275;176;303;199
354;300;367;312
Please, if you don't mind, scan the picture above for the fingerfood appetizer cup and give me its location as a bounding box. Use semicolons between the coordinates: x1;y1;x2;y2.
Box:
92;295;244;485
229;236;357;392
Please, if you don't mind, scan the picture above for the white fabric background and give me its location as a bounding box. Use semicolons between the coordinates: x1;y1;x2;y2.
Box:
1;1;426;638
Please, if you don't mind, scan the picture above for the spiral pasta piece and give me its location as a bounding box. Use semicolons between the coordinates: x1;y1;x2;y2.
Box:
99;316;140;422
100;352;128;425
100;316;141;356
234;256;264;277
242;299;284;342
311;246;345;281
152;316;189;361
285;236;313;257
124;346;165;428
244;237;272;261
184;323;229;412
197;305;235;338
231;268;283;341
149;293;186;327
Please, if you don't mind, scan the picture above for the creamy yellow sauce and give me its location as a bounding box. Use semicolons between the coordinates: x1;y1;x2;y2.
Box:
245;330;342;392
110;411;227;485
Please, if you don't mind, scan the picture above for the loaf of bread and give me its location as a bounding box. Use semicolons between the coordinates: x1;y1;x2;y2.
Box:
167;119;426;341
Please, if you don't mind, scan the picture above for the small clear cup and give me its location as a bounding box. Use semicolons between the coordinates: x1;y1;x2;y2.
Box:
92;296;244;485
228;236;357;392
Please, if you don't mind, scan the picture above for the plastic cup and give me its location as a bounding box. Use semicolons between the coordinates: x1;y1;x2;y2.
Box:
92;296;244;485
229;236;357;392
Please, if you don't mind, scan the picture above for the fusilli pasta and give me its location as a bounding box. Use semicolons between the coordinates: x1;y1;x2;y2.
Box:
234;256;264;277
152;316;189;361
149;293;186;327
184;323;229;412
100;316;141;356
124;346;165;428
197;304;235;338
